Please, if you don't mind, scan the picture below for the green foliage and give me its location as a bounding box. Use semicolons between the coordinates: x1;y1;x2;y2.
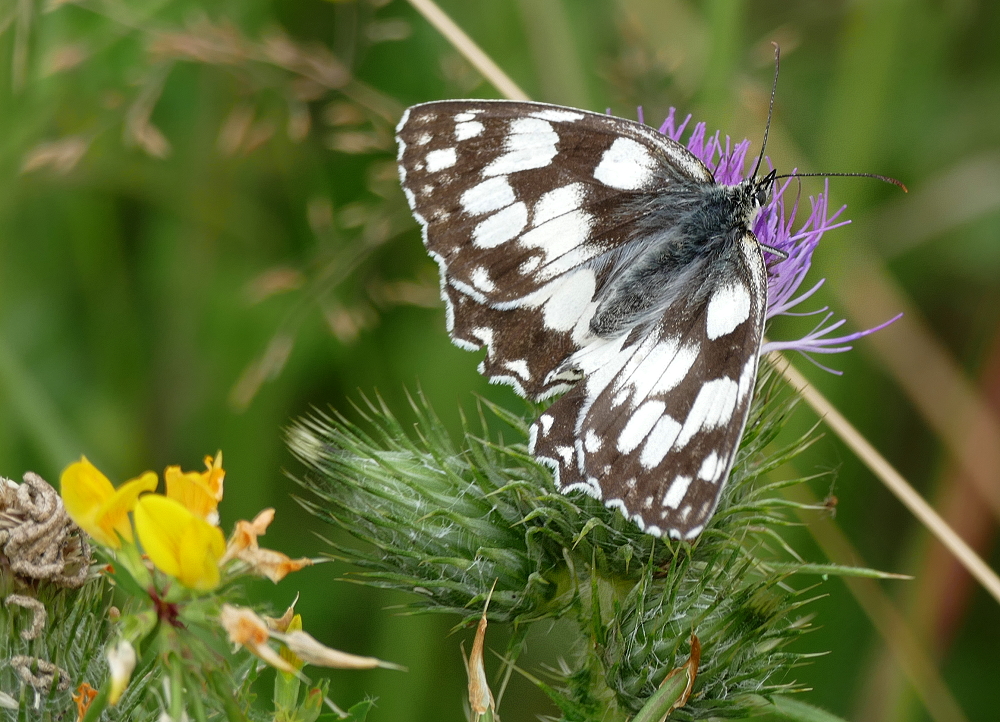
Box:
289;370;875;721
0;581;158;722
0;0;994;719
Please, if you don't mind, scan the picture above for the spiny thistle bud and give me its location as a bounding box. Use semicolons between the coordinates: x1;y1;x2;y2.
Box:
289;368;894;721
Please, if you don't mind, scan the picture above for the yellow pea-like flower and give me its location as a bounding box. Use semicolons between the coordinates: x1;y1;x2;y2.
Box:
134;494;226;590
60;457;157;548
163;451;226;526
164;451;225;525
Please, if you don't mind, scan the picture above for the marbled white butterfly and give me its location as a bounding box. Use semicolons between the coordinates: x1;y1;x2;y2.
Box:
395;99;781;540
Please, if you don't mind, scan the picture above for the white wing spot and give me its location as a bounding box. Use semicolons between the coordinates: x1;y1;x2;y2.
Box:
520;210;594;276
538;242;600;281
737;355;757;401
584;429;602;453
556;445;574;465
539;414;554;434
684;524;704;539
455;121;484;140
639;415;682;469
415;132;431;146
504;359;530;380
706;282;752;339
698;451;721;482
540;269;596;332
484;118;558;176
593;137;656;190
531;109;585;122
628;338;683;401
607;499;628;516
742;235;766;292
454;111;481;122
470;327;494;348
674;378;739;450
613;333;659;395
461;177;516;215
617;400;665;454
425;147;457;172
470;266;495;292
662;475;692;509
651;343;699;395
533;183;585;226
564;479;602;499
519;256;541;275
472;202;527;248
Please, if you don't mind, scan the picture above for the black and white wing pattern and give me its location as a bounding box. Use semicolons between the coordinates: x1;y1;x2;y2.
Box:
396;99;768;540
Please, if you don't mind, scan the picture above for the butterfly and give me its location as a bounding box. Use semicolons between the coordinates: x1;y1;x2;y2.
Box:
395;99;780;540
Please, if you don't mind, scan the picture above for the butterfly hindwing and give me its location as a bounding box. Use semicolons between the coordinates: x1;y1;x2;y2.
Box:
530;232;767;538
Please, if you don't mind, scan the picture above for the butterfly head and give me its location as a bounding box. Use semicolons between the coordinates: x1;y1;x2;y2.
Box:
733;167;777;229
753;169;778;210
744;168;788;259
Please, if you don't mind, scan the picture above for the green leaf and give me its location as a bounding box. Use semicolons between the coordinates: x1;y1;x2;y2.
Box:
630;668;693;722
768;696;852;722
765;562;911;579
343;699;376;722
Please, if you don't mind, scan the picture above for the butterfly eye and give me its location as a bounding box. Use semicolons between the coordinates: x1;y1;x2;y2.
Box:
755;185;769;208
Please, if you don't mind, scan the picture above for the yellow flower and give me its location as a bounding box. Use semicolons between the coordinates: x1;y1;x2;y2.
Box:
60;457;157;548
276;611;305;671
134;494;225;590
164;451;225;525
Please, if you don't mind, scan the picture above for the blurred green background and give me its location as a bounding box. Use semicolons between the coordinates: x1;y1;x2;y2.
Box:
2;0;998;719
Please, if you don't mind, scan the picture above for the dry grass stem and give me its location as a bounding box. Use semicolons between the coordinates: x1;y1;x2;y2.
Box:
772;354;1000;607
406;0;530;101
839;263;1000;519
787;484;970;722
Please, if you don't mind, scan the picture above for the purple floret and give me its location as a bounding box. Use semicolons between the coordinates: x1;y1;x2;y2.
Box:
657;108;900;372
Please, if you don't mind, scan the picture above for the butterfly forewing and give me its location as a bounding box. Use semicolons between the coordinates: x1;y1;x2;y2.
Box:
396;99;767;540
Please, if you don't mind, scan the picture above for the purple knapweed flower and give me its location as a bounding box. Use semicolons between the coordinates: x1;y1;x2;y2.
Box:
657;108;900;373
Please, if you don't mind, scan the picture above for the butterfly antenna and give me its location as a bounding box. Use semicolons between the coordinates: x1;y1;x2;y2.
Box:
773;171;908;193
753;42;781;180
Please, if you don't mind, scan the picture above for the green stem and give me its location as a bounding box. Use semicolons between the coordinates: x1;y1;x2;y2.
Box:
169;656;184;721
768;696;852;722
187;669;209;722
629;670;691;722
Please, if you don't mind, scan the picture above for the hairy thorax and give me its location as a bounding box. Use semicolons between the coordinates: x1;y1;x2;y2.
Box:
590;179;760;339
